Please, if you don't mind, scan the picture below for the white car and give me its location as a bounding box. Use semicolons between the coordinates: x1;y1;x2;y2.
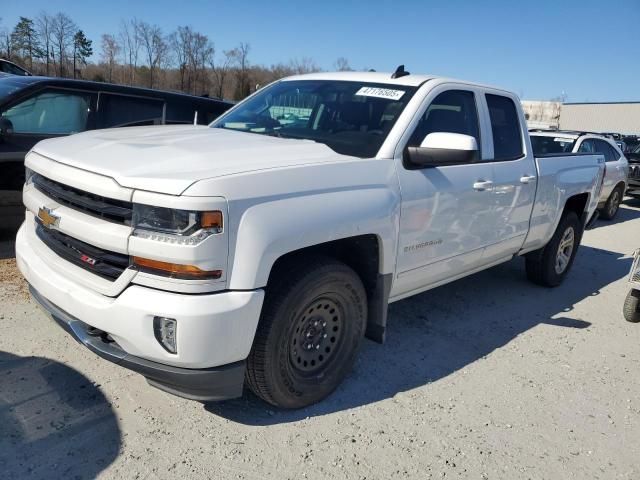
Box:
530;130;628;220
16;70;605;408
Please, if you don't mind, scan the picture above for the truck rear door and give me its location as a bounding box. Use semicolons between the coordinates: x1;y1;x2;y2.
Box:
480;91;537;262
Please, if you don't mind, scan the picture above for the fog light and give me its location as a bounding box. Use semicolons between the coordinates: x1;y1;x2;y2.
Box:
154;316;177;354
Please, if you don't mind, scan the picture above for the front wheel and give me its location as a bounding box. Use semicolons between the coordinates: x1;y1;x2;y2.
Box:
623;290;640;323
246;256;367;408
526;211;581;287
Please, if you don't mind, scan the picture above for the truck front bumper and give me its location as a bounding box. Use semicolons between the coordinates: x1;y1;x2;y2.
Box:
16;222;265;401
30;285;246;401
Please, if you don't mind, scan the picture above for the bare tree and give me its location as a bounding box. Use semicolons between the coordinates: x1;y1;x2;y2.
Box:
228;42;251;99
170;26;192;91
211;48;234;99
289;57;320;74
101;34;120;82
0;17;13;60
119;19;140;85
189;32;214;94
136;21;167;88
51;12;76;77
334;57;352;71
36;12;54;75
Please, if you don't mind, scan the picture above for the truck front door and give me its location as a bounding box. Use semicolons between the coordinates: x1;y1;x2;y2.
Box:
392;87;497;299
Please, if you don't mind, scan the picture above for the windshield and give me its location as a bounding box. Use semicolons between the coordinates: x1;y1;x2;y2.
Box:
530;135;576;155
211;80;417;158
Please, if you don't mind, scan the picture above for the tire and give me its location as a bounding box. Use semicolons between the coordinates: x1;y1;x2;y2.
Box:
623;290;640;323
246;256;367;408
526;211;582;287
600;186;623;220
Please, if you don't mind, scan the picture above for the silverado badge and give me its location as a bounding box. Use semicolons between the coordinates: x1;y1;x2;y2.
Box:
37;207;60;229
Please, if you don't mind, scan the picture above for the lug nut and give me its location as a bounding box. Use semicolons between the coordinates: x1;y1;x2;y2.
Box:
323;333;328;338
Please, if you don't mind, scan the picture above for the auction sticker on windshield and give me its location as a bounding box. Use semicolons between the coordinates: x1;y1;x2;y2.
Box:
355;87;405;101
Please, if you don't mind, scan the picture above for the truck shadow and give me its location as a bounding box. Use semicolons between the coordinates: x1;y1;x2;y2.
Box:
206;244;631;425
0;352;121;479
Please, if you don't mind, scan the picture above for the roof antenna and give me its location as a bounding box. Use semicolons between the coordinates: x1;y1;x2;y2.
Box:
391;65;410;79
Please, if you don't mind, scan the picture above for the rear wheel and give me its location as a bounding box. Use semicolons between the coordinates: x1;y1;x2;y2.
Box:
600;186;623;220
526;211;581;287
623;290;640;323
246;256;367;408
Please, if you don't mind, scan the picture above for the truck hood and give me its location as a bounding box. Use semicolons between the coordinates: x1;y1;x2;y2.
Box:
32;125;347;195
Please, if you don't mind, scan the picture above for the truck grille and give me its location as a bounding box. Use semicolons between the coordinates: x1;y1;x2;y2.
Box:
33;174;133;224
35;221;129;281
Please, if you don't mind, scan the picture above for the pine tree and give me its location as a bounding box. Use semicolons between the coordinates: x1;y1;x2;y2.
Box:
11;16;43;70
72;29;92;78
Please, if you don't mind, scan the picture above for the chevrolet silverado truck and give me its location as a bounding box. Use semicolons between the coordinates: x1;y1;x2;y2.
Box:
16;69;605;408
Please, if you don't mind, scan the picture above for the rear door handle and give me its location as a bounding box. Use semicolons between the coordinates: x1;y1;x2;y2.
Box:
473;180;493;191
520;175;537;184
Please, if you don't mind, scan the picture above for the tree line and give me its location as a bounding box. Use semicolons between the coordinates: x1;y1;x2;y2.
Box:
0;13;354;100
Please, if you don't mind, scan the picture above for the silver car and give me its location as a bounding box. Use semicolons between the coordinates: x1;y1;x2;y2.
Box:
530;130;629;220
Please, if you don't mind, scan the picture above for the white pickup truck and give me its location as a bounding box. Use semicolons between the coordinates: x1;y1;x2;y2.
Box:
16;70;605;408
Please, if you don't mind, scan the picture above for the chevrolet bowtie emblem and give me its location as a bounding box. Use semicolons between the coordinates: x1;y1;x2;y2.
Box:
37;207;60;229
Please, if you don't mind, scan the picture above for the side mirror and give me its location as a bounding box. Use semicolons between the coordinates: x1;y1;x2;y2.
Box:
0;116;14;136
406;132;479;167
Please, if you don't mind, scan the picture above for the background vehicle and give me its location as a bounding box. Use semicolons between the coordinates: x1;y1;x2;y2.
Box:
530;130;628;219
0;59;32;76
627;143;640;197
0;75;232;230
16;71;605;408
624;249;640;323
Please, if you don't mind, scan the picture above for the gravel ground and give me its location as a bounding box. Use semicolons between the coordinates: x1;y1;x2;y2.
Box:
1;200;639;480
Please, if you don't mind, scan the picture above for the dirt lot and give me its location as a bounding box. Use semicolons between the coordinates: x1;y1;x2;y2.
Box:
1;200;639;480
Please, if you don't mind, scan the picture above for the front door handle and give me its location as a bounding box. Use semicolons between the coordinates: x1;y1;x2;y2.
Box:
520;175;537;184
473;180;493;191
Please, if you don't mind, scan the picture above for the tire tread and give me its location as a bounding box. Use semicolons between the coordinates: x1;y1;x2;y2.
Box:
246;255;365;407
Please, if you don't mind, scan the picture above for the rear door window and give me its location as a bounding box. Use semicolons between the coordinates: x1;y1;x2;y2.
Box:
408;90;480;150
595;140;620;162
98;93;164;128
485;94;523;161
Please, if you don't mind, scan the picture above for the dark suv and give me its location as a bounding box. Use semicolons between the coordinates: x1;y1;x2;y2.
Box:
0;59;32;76
0;76;232;229
627;143;640;197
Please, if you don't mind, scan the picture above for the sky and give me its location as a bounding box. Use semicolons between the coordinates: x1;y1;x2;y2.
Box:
1;0;639;102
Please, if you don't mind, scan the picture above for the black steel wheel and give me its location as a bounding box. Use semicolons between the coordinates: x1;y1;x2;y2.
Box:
246;256;367;408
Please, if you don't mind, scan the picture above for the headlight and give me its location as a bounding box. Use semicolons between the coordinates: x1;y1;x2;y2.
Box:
132;205;223;245
25;167;35;185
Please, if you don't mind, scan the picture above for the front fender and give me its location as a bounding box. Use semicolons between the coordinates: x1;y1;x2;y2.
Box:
227;188;399;289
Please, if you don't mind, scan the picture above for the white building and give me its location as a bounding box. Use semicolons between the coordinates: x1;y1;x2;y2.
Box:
521;100;561;130
559;102;640;135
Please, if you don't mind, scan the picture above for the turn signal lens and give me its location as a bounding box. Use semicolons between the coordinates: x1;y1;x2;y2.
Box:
133;257;222;279
201;211;223;231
